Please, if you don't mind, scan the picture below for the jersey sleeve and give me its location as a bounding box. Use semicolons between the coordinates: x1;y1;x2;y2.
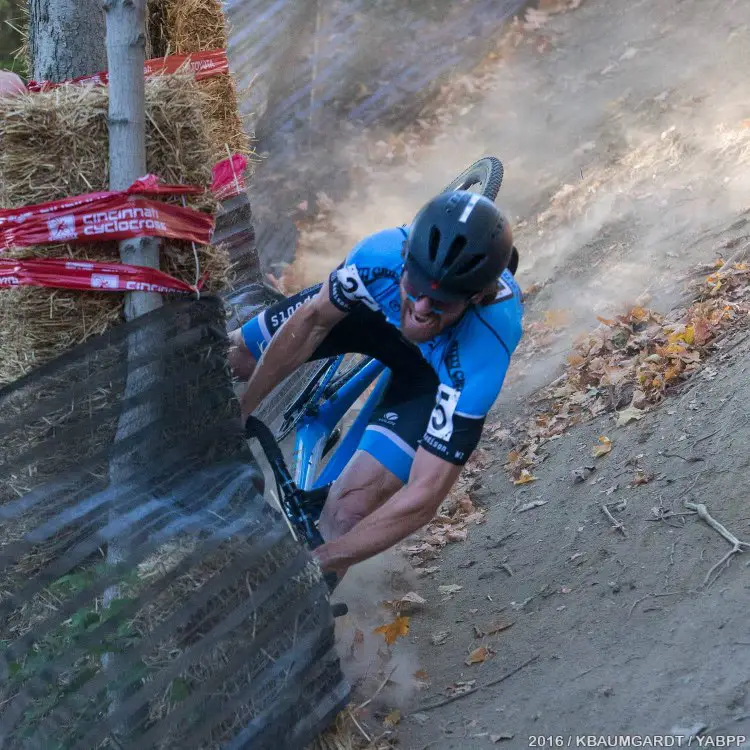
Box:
419;275;524;465
328;227;406;313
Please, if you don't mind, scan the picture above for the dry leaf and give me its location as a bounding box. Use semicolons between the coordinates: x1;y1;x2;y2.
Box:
430;630;450;646
446;528;469;542
414;566;440;578
373;616;410;646
513;469;537;485
383;709;401;728
439;584;463;596
383;591;427;615
543;309;570;328
486;619;515;636
446;680;476;697
631;472;654;486
592;436;613;457
616;405;645;426
457;494;475;513
517;499;548;512
414;669;429;681
466;645;494;665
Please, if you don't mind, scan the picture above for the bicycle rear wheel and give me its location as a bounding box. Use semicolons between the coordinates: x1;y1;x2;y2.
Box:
441;156;504;202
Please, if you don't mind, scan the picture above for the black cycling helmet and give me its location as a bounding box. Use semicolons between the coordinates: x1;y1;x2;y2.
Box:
404;190;514;302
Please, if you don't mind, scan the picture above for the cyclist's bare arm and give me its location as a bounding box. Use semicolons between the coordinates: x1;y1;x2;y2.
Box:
313;449;463;574
240;279;347;420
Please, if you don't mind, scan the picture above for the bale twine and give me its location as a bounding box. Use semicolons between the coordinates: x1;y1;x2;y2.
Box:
147;0;252;163
0;75;231;386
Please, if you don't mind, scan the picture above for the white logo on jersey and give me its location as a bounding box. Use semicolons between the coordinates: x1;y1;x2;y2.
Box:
495;276;514;302
384;412;399;423
427;384;461;441
335;264;379;311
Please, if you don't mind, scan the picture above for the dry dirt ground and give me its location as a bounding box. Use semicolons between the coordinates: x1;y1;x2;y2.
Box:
300;0;750;747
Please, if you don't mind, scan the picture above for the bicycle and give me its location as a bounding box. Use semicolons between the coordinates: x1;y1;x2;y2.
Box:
243;156;505;604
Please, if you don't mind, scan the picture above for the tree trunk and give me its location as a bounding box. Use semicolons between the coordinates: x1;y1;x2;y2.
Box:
29;0;107;81
105;0;161;316
104;0;163;568
103;0;162;736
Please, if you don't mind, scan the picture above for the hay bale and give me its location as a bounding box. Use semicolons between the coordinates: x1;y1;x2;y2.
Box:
0;75;231;386
147;0;252;163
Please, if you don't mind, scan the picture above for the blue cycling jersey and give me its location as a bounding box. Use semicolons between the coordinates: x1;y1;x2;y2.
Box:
328;226;524;458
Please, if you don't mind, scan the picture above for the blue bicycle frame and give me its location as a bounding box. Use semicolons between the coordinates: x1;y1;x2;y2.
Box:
293;357;388;491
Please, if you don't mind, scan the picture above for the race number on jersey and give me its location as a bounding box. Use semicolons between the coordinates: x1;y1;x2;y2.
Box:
334;264;380;311
427;384;461;441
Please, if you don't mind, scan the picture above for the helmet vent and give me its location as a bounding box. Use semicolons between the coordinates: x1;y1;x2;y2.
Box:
445;235;467;267
428;226;441;261
456;253;484;277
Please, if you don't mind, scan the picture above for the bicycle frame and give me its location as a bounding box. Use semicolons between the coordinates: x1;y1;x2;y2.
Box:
293;358;387;491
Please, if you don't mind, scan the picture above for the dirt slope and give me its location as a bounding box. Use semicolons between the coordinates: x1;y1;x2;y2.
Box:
396;323;750;747
317;0;750;746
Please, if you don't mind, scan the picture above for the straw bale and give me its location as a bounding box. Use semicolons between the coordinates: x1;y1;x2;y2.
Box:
159;0;228;54
0;75;231;386
147;0;252;162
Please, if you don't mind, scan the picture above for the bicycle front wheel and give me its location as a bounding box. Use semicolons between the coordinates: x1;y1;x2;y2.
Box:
441;156;504;202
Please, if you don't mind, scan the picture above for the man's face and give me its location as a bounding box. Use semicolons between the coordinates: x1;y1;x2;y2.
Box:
399;272;470;343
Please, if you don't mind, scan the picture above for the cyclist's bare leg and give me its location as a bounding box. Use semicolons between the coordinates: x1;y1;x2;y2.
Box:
319;450;403;542
228;328;257;380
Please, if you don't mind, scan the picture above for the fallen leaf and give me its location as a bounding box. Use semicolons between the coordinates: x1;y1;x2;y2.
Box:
592;436;613;458
430;630;450;646
446;528;469;542
457;495;475;514
517;499;548;512
513;469;537;485
383;709;401;728
438;584;463;596
446;680;476;697
414;566;440;578
485;619;515;635
616;405;645;426
373;616;410;646
466;645;494;665
631;472;654;486
543;309;570;328
383;592;427;615
491;733;515;743
414;669;429;681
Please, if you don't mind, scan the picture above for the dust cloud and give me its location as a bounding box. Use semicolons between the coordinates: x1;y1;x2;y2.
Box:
284;0;750;403
332;550;427;709
290;0;750;315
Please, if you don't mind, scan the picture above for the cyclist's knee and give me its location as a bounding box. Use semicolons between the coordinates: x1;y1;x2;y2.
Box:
228;328;257;380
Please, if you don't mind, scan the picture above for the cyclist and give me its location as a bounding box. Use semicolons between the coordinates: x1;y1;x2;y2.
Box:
229;191;523;576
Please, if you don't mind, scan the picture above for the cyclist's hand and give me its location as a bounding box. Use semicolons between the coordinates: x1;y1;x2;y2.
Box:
312;543;347;577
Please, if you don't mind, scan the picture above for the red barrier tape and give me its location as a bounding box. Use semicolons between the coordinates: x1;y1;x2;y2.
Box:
0;258;203;295
211;155;249;200
26;50;229;93
0;175;214;251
